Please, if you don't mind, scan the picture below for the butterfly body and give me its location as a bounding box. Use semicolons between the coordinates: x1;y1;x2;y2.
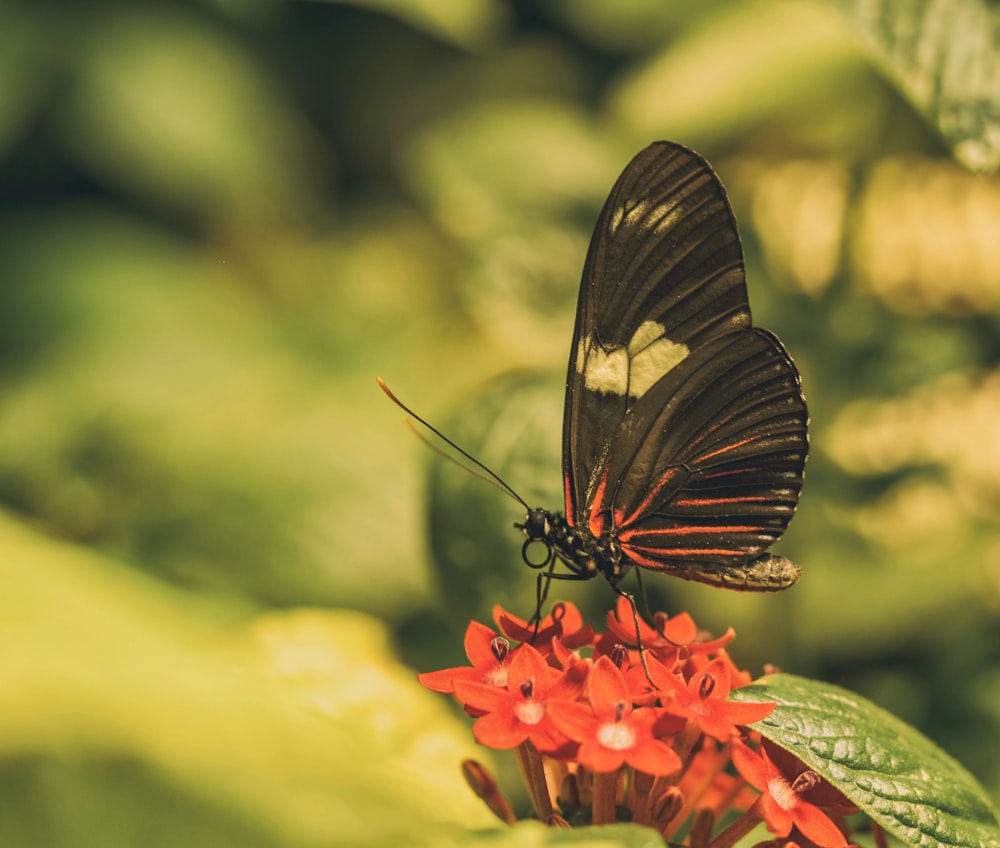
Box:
518;507;625;583
518;142;808;593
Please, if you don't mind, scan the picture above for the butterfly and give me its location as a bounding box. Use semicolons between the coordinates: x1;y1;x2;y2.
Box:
381;141;807;603
514;141;808;595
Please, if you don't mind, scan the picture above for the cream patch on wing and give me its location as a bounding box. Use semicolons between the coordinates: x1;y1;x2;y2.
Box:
609;199;649;235
608;199;682;238
628;324;689;397
577;320;688;398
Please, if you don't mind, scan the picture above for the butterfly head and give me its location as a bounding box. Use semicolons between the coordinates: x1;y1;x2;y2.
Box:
515;508;556;569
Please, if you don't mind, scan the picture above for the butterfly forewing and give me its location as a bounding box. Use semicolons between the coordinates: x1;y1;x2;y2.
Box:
564;143;755;522
563;142;808;588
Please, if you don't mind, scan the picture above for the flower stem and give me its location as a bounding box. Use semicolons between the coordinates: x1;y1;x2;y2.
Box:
592;768;620;824
689;808;715;848
629;769;656;825
703;795;765;848
515;741;554;821
673;718;705;766
706;760;746;820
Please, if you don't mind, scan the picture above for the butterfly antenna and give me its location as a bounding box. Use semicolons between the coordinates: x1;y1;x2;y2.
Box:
377;377;530;510
404;420;529;504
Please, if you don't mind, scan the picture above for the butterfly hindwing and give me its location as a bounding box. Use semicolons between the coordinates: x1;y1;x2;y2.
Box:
596;329;807;586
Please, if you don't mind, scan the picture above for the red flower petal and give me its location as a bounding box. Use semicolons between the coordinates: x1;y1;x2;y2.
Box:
716;699;776;728
659;611;697;644
734;740;849;848
506;641;553;693
453;680;512;713
494;601;588;647
606;596;656;645
546;699;601;742
690;658;733;699
417;666;481;694
655;658;774;741
417;619;512;693
715;647;752;687
731;737;769;790
548;660;681;777
464;620;500;665
761;793;795;836
697;699;775;742
577;740;627;773
587;656;631;718
471;710;528;749
645;653;685;695
626;736;681;776
547;647;590;698
688;627;736;657
791;803;849;848
650;709;687;739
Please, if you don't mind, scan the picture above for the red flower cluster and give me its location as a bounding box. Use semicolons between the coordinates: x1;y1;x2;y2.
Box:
420;600;858;848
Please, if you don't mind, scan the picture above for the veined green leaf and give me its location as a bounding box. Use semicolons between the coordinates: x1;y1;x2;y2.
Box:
826;0;1000;172
731;673;1000;848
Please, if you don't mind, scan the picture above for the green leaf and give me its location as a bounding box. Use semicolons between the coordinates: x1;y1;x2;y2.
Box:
827;0;1000;172
730;673;1000;848
547;821;666;847
0;510;494;846
320;0;510;49
609;1;868;147
62;6;318;224
0;3;49;159
455;820;667;848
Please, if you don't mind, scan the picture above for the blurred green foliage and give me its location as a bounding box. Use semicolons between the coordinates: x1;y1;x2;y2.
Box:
0;0;998;845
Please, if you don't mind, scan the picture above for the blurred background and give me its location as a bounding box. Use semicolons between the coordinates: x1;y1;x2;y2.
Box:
1;0;998;845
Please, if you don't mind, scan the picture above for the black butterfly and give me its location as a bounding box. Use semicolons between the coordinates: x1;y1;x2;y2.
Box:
382;141;807;601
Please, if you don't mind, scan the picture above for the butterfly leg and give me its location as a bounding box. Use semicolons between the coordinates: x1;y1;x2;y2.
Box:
528;557;572;640
633;568;663;636
528;569;552;639
608;579;655;684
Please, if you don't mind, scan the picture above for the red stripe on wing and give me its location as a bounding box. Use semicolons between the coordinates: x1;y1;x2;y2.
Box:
614;465;685;530
693;434;762;464
564;471;576;527
694;466;766;481
620;524;762;539
671;495;774;508
622;544;745;568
